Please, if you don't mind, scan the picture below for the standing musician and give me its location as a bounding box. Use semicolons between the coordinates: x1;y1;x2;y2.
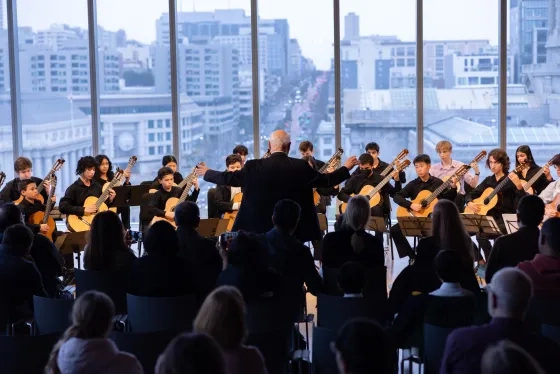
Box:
18;179;57;238
0;157;51;204
213;154;243;218
151;155;183;189
232;145;249;166
430;140;480;211
94;155;131;229
465;148;527;264
391;154;457;261
147;166;199;222
196;130;358;243
299;141;325;169
59;156;116;219
338;153;401;241
540;154;560;218
515;145;553;195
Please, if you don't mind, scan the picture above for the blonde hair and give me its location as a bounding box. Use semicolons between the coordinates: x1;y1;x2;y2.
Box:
193;286;246;350
432;200;474;266
343;195;371;254
435;140;452;153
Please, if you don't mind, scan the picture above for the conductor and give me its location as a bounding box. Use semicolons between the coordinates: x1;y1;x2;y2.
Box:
196;130;358;242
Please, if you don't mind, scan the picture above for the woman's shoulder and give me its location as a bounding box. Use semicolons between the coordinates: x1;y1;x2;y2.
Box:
224;345;267;370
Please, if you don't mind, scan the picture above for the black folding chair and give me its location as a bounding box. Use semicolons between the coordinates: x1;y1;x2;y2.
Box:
317;293;376;331
126;294;197;333
0;333;59;373
32;296;74;335
75;269;129;315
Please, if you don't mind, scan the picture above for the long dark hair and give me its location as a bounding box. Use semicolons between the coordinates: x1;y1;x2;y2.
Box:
431;200;474;267
94;154;114;181
45;291;115;374
515;145;536;168
84;211;131;271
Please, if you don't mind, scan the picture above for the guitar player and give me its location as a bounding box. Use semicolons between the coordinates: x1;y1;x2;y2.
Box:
540;153;560;218
213;154;243;218
391;154;457;262
338;153;401;241
299;141;326;170
465;148;527;265
0;157;51;204
18;179;57;237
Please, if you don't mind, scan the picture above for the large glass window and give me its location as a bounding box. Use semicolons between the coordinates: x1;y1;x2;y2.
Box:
509;0;559;179
423;0;499;181
17;0;92;196
0;0;12;183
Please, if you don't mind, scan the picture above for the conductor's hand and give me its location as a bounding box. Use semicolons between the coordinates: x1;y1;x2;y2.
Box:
343;156;359;170
195;162;209;177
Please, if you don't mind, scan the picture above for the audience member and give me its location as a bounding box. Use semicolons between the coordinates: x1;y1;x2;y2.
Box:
45;290;143;374
331;318;395;374
193;286;268;374
431;250;474;298
323;195;384;269
486;195;545;282
217;232;283;302
517;218;560;297
0;224;47;320
0;203;63;297
481;340;545;374
440;268;560;374
338;261;366;297
418;200;480;294
155;332;226;374
83;210;136;272
129;220;194;297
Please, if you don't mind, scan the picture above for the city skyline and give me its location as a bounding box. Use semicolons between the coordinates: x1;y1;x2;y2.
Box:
18;0;503;70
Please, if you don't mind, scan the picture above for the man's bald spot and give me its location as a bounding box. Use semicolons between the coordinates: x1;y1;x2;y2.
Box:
269;130;291;150
491;268;533;311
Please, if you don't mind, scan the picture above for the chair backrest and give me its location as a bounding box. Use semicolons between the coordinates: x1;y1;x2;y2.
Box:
111;330;178;374
541;324;560;346
423;323;458;374
139;192;154;224
74;269;128;314
322;267;343;296
0;333;59;373
317;293;377;331
423;295;476;327
527;296;560;332
32;296;75;335
207;188;218;218
312;326;338;374
126;293;197;333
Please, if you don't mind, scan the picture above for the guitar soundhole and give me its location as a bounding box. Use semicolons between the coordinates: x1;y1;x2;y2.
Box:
420;200;428;208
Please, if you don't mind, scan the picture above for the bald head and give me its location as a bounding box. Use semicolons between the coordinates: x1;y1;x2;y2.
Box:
489;268;533;319
269;130;291;153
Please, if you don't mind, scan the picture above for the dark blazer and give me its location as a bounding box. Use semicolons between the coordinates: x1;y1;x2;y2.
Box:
322;228;385;269
129;255;194;297
214;185;233;216
204;152;351;242
485;225;540;283
440;318;560;374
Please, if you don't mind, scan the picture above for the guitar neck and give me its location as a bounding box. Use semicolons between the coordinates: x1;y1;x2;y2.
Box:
42;198;55;224
95;179;120;208
524;166;546;191
176;173;196;206
380;163;394;177
366;173;394;199
423;169;466;205
487;175;512;201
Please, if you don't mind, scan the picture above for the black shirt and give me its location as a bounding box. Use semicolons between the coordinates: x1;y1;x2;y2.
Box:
59;178;110;216
18;199;46;235
465;174;527;218
393;176;457;209
515;164;553;196
0;176;48;203
339;171;401;203
147;186;199;218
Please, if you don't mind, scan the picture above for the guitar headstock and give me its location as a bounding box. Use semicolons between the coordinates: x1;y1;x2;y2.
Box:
473;150;487;163
455;165;470;178
52;159;65;172
334;148;344;159
514;161;528;173
397;159;411;172
0;171;5;187
114;168;124;180
393;149;409;164
127;156;138;168
49;174;58;190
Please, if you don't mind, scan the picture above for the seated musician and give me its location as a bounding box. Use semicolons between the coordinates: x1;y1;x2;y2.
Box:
59;156;116;218
0;157;51;204
465;148;526;265
352;142;407;181
17;179;57;237
151;155;183;189
214;154;243;218
147;166;199;221
299;141;325;169
338;153;401;241
515;145;553;195
302;155;338;215
94;154;131;229
232;145;249;166
430;140;480;211
539;153;560;218
391;154;457;262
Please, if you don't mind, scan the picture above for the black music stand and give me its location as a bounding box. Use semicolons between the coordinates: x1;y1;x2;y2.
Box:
367;216;388;232
460;214;502;238
55;231;88;269
197;218;229;238
113;185;152;208
397;216;433;252
502;214;519;234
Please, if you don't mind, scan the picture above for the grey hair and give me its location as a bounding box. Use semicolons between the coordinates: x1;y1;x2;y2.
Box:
490;268;533;317
343;195;371;253
269;130;291;149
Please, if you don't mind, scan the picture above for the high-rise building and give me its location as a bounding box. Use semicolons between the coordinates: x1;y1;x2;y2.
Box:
344;12;360;41
0;0;4;30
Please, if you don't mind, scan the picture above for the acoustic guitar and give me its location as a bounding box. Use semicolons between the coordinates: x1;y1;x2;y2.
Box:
29;174;57;241
105;156;137;212
543;193;560;223
150;167;197;228
339;160;410;214
380;149;409;177
14;159;65;205
441;150;488;193
66;169;123;232
313;148;344;206
519;157;554;195
463;161;528;216
0;171;5;189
